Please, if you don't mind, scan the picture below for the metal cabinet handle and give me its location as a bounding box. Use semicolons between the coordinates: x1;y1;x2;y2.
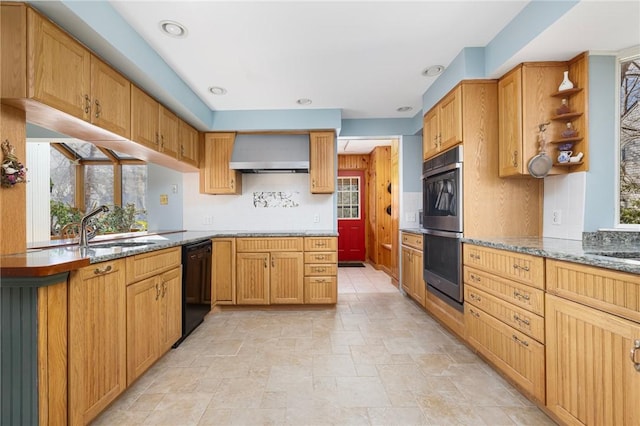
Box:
155;132;160;147
84;94;91;114
468;308;480;318
263;259;267;268
272;258;275;268
513;264;530;272
162;282;167;298
513;314;530;326
469;253;481;260
512;150;518;167
181;145;185;156
161;134;165;149
469;292;481;302
469;273;481;283
315;267;326;273
631;339;640;372
155;283;160;300
312;179;316;188
230;179;234;189
512;334;529;347
93;265;112;275
513;290;531;301
94;99;101;118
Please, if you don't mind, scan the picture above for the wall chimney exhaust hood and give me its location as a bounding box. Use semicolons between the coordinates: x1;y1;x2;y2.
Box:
229;134;310;173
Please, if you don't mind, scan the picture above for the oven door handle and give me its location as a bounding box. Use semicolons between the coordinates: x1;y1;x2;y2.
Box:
423;229;463;239
422;162;462;179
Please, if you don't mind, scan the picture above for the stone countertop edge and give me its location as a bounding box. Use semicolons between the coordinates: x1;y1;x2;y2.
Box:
400;228;424;234
463;236;640;275
1;230;338;277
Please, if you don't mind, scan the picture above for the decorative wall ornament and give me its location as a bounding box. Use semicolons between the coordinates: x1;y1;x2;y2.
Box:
253;191;300;208
1;140;27;188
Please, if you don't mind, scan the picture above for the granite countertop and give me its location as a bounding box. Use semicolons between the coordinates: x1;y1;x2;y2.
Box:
463;236;640;275
2;230;338;278
400;228;424;234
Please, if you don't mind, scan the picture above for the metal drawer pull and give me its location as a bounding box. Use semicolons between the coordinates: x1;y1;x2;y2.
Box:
468;308;480;318
94;99;101;118
316;255;326;260
469;274;481;283
513;290;530;301
632;339;640;372
84;94;91;113
513;314;530;326
315;267;326;272
512;335;529;347
315;242;327;247
469;253;481;260
513;264;530;272
469;292;481;302
93;265;112;275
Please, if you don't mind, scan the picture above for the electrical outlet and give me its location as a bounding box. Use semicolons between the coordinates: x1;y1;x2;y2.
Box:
552;210;562;225
406;213;416;222
313;214;320;223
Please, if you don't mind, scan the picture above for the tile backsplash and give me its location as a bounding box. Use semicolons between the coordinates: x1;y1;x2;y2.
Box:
543;172;586;240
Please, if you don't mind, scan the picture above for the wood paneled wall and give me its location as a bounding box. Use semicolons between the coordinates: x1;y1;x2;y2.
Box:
0;104;27;254
368;146;392;272
338;154;369;170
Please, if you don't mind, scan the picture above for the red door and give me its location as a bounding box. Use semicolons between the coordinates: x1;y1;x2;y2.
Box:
337;170;365;262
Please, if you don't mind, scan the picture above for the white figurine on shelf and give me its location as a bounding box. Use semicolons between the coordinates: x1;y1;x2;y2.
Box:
558;71;574;91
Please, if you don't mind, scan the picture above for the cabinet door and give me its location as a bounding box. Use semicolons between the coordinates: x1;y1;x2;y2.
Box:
438;86;463;151
212;238;236;304
126;276;160;385
28;9;91;120
131;85;160;150
401;246;412;294
179;119;200;167
309;131;335;193
69;259;126;426
200;133;242;194
422;109;439;160
159;267;182;352
90;55;130;138
498;67;523;176
159;105;180;158
236;253;270;304
411;249;425;307
546;295;640;426
270;251;304;304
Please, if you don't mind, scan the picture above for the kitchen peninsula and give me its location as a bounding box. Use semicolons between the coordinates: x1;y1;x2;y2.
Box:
0;230;337;425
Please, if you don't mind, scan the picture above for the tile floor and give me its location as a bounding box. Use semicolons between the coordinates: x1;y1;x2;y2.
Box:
93;264;556;425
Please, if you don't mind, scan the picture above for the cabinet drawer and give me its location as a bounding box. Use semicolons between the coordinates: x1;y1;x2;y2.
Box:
304;237;337;251
463;244;544;289
304;276;337;304
464;266;544;316
78;258;124;281
304;251;337;264
304;263;337;276
465;304;545;403
547;259;640;323
401;232;423;250
126;247;181;284
465;285;545;343
236;237;303;252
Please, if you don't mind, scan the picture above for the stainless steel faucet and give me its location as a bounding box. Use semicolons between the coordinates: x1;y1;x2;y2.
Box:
79;205;109;247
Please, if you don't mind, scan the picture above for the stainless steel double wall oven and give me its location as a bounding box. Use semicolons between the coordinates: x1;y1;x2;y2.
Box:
421;146;464;311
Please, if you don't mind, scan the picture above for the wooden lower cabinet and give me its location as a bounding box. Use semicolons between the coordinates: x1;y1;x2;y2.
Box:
546;294;640;426
465;303;546;403
270;252;304;304
401;245;425;307
304;237;338;304
68;259;127;426
126;267;181;384
236;252;270;304
212;238;236;305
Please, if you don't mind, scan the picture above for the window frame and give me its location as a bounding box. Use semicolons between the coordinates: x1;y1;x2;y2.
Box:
615;45;640;229
337;176;361;220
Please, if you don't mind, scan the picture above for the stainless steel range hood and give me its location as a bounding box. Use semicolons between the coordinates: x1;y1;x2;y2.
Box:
229;134;310;173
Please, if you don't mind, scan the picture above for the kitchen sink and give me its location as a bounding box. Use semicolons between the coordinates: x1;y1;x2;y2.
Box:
88;241;154;249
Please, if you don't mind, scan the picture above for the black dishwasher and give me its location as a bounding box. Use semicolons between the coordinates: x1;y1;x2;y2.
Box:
174;239;212;347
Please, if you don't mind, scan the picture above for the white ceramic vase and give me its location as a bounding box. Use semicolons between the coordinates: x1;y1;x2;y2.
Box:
558;71;574;91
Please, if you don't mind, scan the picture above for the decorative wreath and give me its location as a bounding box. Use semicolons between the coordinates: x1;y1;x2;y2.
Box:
1;140;27;188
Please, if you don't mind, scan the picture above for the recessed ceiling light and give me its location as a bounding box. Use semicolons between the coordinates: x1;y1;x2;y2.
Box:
396;106;413;112
422;65;445;77
208;86;227;95
159;20;188;38
296;98;312;106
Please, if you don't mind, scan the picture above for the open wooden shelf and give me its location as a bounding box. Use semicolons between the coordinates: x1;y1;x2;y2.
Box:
550;112;583;121
550;87;583;98
549;137;583;144
553;161;584;167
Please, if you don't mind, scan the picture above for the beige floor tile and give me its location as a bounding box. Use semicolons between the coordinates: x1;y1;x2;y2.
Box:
93;263;555;426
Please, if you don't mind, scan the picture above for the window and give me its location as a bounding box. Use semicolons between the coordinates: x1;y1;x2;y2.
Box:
337;176;360;219
618;48;640;225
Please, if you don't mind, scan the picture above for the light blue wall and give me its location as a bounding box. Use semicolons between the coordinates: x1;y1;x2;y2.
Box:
402;136;422;193
146;164;184;231
584;55;617;231
211;109;342;132
340;117;421;138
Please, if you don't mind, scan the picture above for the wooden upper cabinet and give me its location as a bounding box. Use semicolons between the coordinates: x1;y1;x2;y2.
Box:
498;62;567;177
131;85;160;150
498;67;523;176
422;85;462;160
28;8;91;120
159;105;180;158
179;120;200;167
309;131;336;193
200;133;242;194
90;56;131;138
